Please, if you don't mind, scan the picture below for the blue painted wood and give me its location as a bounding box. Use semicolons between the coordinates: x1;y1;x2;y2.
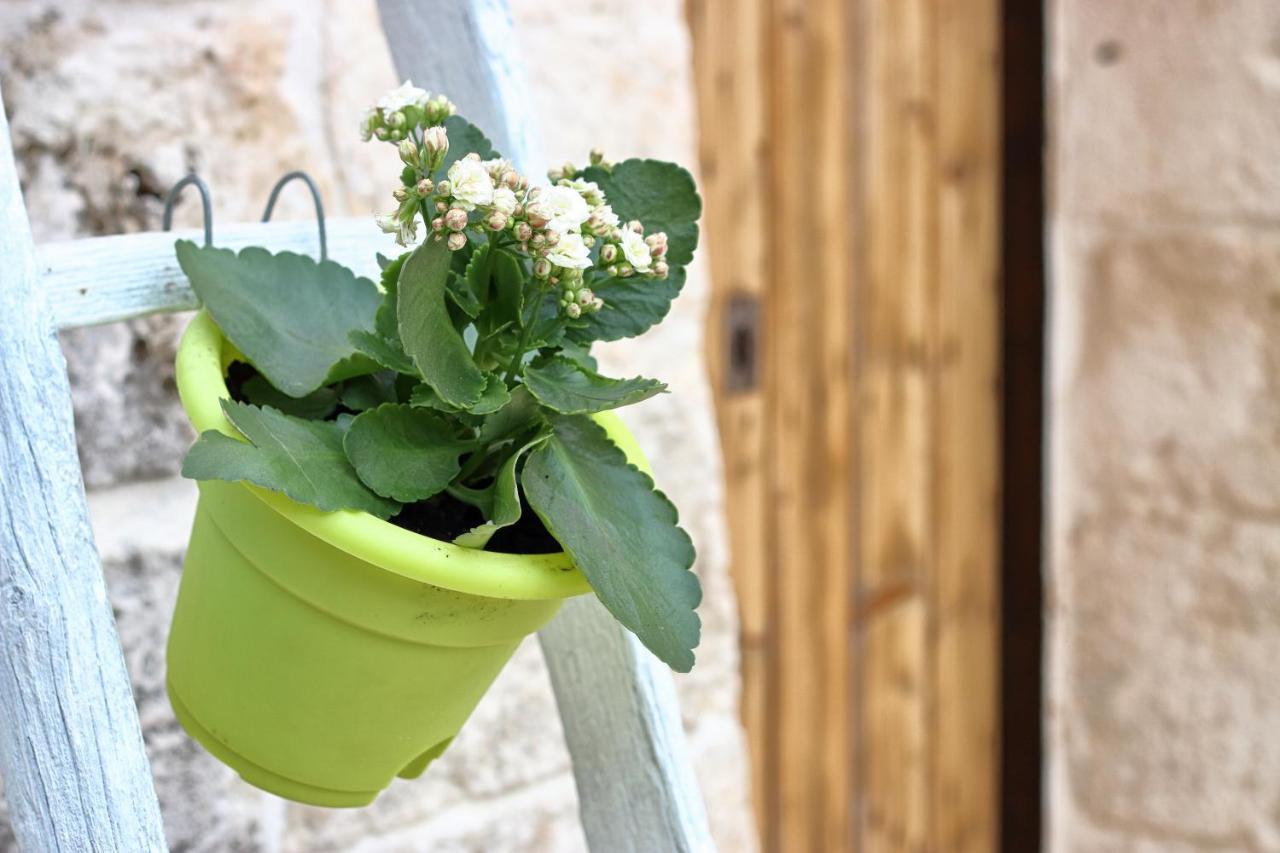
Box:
0;81;168;851
376;2;716;850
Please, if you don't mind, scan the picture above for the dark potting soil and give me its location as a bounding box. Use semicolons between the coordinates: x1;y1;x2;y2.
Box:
225;361;563;554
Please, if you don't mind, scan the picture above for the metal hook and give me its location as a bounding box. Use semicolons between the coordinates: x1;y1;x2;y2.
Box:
162;173;214;247
261;171;328;261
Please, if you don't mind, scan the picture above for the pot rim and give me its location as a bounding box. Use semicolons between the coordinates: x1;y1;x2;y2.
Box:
175;309;627;602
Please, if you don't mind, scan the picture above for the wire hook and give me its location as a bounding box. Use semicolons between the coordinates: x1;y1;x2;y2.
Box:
261;171;328;261
162;173;214;247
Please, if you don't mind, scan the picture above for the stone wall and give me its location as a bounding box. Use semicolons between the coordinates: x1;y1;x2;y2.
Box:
0;1;755;850
1050;2;1280;850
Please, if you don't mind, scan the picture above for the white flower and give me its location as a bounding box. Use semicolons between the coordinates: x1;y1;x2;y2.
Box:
447;158;495;210
377;81;430;119
546;232;592;269
588;204;620;232
619;229;653;272
358;108;378;141
563;178;604;207
375;211;419;247
490;186;518;216
540;185;591;234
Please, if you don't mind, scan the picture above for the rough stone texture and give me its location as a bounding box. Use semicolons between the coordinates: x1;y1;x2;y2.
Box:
1050;3;1280;851
0;1;754;851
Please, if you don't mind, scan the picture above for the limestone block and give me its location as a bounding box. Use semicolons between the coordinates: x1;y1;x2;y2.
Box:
1056;1;1280;222
1050;225;1280;851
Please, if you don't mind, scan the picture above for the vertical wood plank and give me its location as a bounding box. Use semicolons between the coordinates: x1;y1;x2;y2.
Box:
0;82;168;852
932;0;1001;849
694;0;1002;849
686;0;773;843
856;0;937;849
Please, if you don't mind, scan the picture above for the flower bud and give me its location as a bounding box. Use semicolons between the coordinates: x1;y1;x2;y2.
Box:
600;244;618;263
422;125;449;166
590;297;605;312
444;208;468;231
618;263;635;278
606;265;619;277
386;111;406;128
531;233;546;249
589;147;605;165
501;170;520;190
447;231;468;251
543;230;560;247
533;258;552;278
627;220;643;234
653;260;670;278
431;216;445;231
526;205;549;230
485;211;508;231
563;288;575;301
513;221;533;242
416;178;434;197
393;187;409;202
388;127;405;141
435;180;451;197
374;126;390;141
435;201;448;213
562;161;577;179
576;288;595;307
547;166;564;182
464;152;481;162
566;302;582;319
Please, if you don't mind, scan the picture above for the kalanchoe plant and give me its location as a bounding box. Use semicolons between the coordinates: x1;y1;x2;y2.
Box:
177;81;703;672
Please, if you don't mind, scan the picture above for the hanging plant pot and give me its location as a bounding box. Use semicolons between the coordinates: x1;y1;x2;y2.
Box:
166;311;648;807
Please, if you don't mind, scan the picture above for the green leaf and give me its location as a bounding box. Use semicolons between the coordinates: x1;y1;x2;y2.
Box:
447;270;483;319
568;266;687;344
181;400;399;518
410;373;509;415
439;115;499;173
397;240;487;407
522;415;701;671
453;430;551;549
240;375;338;420
479;385;542;443
176;241;380;396
342;404;473;503
339;372;399;412
554;340;598;372
349;330;416;374
584;159;701;266
523;356;666;415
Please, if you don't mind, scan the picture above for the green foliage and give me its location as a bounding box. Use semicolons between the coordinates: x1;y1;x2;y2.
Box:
343;404;472;503
522;415;702;672
177;241;381;396
523;356;666;415
569;160;701;344
182;400;400;518
178;115;707;670
453;430;551;549
397;239;487;408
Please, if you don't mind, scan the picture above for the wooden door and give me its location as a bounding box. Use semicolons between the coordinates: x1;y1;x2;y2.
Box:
688;0;1002;849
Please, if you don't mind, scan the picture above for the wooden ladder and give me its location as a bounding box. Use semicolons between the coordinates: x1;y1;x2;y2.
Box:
0;1;713;849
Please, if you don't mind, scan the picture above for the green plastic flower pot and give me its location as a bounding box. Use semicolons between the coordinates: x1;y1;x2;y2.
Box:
167;310;643;807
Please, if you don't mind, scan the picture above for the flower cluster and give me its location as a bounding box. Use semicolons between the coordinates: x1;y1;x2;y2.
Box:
364;81;670;319
359;80;456;143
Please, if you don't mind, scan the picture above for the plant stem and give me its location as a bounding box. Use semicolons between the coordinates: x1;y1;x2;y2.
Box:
502;282;547;383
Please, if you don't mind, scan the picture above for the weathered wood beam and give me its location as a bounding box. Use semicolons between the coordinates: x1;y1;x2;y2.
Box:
376;2;714;849
0;81;168;851
41;217;388;330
